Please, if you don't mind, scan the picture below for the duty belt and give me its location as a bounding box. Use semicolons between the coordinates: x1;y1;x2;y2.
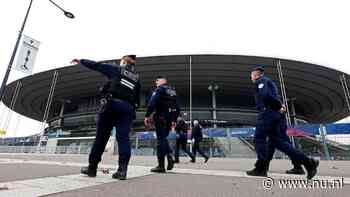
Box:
111;98;124;102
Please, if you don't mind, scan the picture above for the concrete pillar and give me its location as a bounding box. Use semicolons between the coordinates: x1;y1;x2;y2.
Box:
226;128;232;152
46;138;58;154
58;102;65;127
319;124;331;160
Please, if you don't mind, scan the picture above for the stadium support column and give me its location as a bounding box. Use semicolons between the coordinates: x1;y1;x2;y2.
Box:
57;99;70;127
42;70;59;125
276;59;295;147
0;103;6;129
319;124;331;160
38;70;59;150
189;56;192;127
135;134;139;151
58;101;65;127
2;80;22;134
340;74;350;114
212;88;217;128
226;128;232;152
189;56;193;152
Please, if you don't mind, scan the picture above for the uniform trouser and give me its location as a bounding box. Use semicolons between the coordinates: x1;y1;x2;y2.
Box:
266;114;302;169
193;138;208;159
175;135;193;161
154;115;172;166
89;100;134;170
254;109;309;171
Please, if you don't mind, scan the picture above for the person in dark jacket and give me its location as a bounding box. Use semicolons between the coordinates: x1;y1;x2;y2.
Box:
246;66;318;179
191;120;209;163
144;76;180;173
72;55;140;180
174;116;195;163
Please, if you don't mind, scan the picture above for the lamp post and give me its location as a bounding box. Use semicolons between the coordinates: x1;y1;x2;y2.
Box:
0;0;74;102
208;84;219;128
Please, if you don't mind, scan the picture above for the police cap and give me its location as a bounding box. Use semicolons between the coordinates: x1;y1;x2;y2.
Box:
127;55;136;60
252;65;265;72
156;75;167;80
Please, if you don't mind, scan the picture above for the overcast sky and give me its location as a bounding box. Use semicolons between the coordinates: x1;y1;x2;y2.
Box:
1;0;350;137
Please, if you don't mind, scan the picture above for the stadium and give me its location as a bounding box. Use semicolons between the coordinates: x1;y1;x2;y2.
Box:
2;54;350;158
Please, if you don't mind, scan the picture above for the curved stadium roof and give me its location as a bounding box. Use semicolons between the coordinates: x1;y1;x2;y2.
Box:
3;54;350;124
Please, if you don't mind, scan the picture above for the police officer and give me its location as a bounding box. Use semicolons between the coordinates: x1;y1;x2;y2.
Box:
191;120;209;163
72;55;140;180
174;116;195;163
258;69;304;175
144;76;180;173
246;66;318;179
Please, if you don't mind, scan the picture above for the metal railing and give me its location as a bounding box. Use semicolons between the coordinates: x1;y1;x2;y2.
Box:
1;135;350;160
0;145;91;154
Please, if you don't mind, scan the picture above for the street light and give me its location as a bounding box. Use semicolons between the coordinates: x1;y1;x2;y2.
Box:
0;0;74;102
49;0;75;19
208;83;219;128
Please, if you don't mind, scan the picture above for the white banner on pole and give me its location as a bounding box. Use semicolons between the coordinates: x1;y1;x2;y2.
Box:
15;34;40;74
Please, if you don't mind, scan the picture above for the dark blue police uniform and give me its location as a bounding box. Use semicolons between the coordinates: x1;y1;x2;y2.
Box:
248;70;318;179
145;84;180;172
266;112;304;173
255;75;302;172
80;59;140;180
174;119;194;163
191;124;209;163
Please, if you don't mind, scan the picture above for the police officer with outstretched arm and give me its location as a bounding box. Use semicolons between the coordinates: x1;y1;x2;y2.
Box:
71;55;140;180
144;76;180;173
247;66;318;179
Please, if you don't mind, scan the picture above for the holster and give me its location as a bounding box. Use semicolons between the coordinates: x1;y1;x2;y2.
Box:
99;94;112;113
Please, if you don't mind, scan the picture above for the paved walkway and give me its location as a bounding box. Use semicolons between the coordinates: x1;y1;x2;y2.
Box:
0;154;349;197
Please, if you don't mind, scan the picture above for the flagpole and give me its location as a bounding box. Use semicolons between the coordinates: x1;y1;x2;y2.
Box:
0;0;74;102
0;0;34;102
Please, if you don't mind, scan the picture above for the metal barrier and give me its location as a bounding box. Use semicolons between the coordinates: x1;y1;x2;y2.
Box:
0;145;92;154
1;135;349;160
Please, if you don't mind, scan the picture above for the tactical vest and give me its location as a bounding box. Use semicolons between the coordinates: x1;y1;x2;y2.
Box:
157;86;179;121
105;67;139;104
159;87;177;109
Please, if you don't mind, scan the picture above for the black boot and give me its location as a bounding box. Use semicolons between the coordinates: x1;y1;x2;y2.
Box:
81;164;97;177
246;160;268;177
190;157;196;163
151;157;166;173
167;155;175;170
286;166;305;175
151;166;166;173
204;156;209;163
246;167;268;177
304;158;319;179
112;163;128;180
